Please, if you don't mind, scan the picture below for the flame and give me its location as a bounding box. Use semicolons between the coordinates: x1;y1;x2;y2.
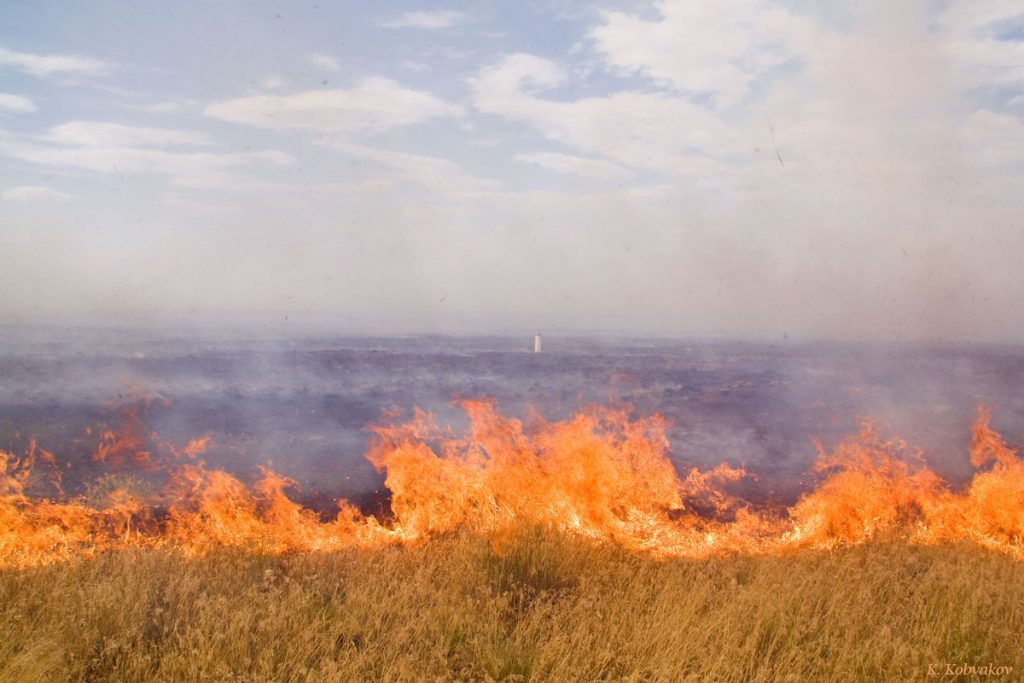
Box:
785;424;950;546
92;406;156;470
366;401;689;541
961;408;1024;548
0;400;1022;568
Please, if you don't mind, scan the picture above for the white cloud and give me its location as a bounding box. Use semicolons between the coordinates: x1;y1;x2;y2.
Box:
309;177;396;194
473;53;566;95
963;110;1024;168
0;122;292;188
0;46;110;77
2;185;71;202
379;11;465;30
4;144;292;188
261;75;286;90
590;0;795;106
322;140;498;193
309;53;341;71
398;60;429;73
514;152;630;180
938;2;1024;92
205;77;460;132
137;99;200;114
0;93;36;113
939;1;1024;34
105;92;201;115
43;121;212;147
470;54;739;179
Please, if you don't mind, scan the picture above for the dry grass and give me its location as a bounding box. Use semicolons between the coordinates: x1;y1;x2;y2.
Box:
1;528;1022;682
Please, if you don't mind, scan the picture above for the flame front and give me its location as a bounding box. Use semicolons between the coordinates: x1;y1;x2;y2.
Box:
1;401;1022;568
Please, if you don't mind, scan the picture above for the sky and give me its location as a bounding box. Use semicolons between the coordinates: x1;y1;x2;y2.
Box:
0;0;1022;341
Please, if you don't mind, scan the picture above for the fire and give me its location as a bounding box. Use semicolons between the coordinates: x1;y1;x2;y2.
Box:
92;403;159;470
367;401;688;541
785;424;949;546
0;400;1022;568
961;408;1024;548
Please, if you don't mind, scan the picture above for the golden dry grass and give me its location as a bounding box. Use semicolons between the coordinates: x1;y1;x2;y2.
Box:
1;528;1021;682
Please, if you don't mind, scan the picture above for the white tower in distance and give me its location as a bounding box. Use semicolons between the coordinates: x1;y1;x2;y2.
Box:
534;333;542;354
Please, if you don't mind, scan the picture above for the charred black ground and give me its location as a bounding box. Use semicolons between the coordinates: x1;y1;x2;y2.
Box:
2;327;1022;508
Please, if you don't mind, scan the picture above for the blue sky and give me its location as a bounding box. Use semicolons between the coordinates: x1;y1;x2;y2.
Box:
1;1;1023;341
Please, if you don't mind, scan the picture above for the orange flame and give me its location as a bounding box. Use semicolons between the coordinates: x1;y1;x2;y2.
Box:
0;400;1022;568
92;406;156;470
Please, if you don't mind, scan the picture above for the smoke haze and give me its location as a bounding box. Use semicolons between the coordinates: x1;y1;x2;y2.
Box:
1;1;1022;341
3;327;1021;507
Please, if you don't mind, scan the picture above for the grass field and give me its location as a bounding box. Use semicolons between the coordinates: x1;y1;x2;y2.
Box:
1;528;1021;682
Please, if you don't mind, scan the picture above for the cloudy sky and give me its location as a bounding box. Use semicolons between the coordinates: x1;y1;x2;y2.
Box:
1;1;1022;341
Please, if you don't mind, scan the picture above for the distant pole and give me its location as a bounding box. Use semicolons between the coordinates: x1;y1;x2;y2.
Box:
534;333;542;354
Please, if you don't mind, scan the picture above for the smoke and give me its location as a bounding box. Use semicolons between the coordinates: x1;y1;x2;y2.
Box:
2;330;1021;506
1;1;1021;341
